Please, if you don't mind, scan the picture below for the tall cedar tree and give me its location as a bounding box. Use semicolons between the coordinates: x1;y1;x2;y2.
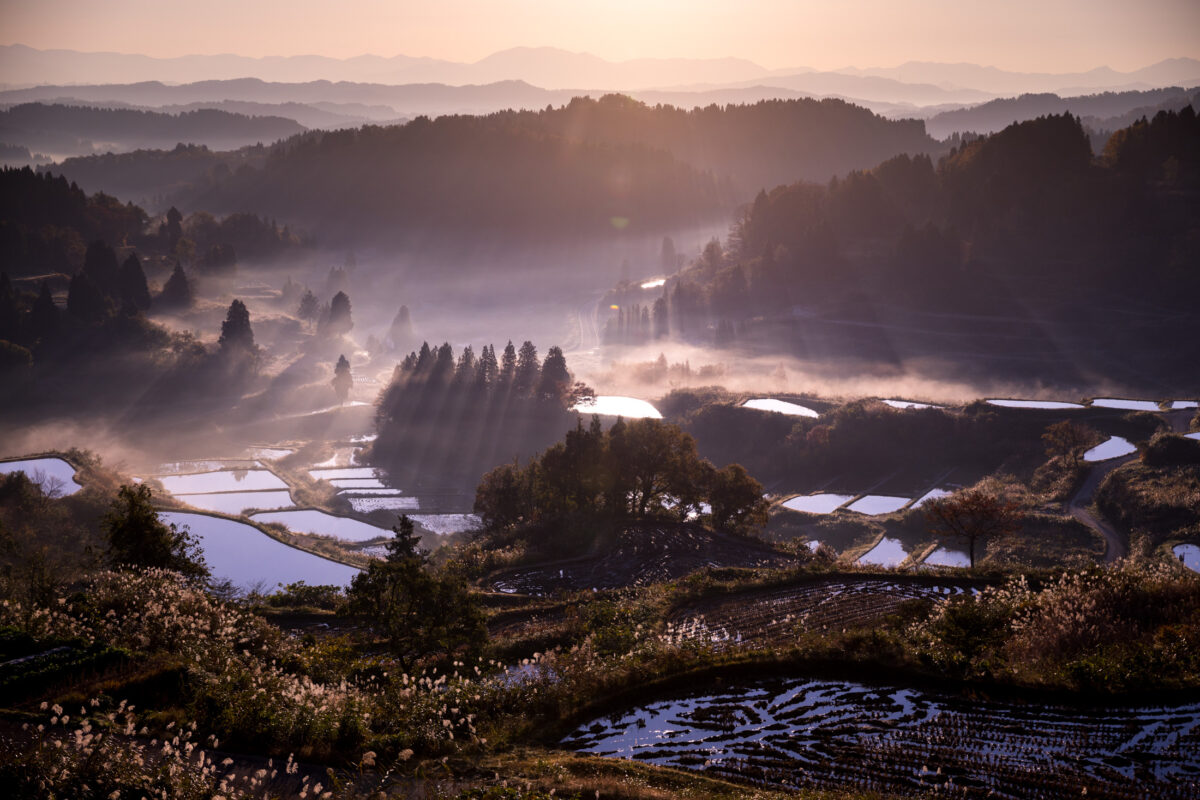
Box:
218;299;255;354
345;515;486;671
158;262;192;308
331;354;352;404
323;290;353;337
118;252;152;311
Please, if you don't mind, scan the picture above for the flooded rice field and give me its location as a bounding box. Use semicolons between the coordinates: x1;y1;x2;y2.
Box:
882;399;940;410
1175;544;1200;573
250;509;390;542
563;677;1200;798
160;511;359;590
1084;436;1137;462
571;395;663;419
986;399;1084;410
157;469;288;494
912;488;951;508
0;457;83;495
175;490;294;515
782;493;854;515
409;513;482;535
1091;398;1161;411
845;495;910;515
857;537;909;567
742;398;820;417
923;547;971;568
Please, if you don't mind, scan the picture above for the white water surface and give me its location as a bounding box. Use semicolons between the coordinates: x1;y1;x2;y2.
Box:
158;469;287;494
309;467;377;480
1091;398;1161;411
0;457;83;495
1083;436;1137;462
782;493;853;514
160;511;358;590
924;547;970;567
347;496;420;513
571;395;663;419
858;537;908;567
1174;544;1200;573
410;514;482;535
912;488;951;508
179;491;294;515
741;398;820;417
251;509;389;542
846;495;911;515
986;399;1084;410
1170;400;1198;409
882;399;939;410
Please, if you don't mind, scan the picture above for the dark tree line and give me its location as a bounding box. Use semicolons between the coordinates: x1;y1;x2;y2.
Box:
474;416;768;534
373;340;586;491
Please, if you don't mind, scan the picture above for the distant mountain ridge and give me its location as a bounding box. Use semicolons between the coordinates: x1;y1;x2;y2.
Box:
2;44;1197;105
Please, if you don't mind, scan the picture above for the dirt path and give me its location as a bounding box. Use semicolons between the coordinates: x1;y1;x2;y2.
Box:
1068;454;1136;563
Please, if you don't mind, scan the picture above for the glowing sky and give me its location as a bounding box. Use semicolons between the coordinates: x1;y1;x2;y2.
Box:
1;0;1196;71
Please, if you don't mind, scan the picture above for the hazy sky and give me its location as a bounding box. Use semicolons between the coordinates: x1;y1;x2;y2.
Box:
2;0;1197;71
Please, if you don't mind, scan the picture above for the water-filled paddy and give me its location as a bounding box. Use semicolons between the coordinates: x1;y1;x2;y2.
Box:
742;398;820;417
986;399;1084;410
178;490;294;515
857;536;908;566
924;547;970;567
881;399;939;409
250;509;389;542
1091;397;1160;411
159;511;359;590
1175;544;1200;573
781;493;853;514
158;469;288;494
1083;436;1137;462
845;495;910;515
912;488;951;507
1171;400;1198;409
571;395;663;419
248;447;293;460
563;677;1200;797
0;457;83;495
328;478;388;489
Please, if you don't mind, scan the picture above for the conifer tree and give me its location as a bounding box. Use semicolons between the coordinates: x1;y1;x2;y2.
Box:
218;299;256;355
118;252;152;311
158;261;192;308
67;271;107;321
331;353;352;405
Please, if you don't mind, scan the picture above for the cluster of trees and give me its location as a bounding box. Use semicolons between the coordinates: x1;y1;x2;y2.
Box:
373;340;585;490
652;109;1199;345
474;416;768;534
0;103;304;159
0;168;146;276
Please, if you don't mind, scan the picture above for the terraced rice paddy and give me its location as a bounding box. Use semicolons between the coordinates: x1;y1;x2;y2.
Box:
158;469;288;494
1175;544;1200;573
986;399;1084;410
782;494;853;514
882;399;940;409
564;677;1200;798
176;490;294;514
912;488;951;508
160;511;359;590
410;513;482;535
846;495;910;515
857;537;908;566
1091;398;1161;411
346;495;420;513
742;398;820;417
571;395;663;419
923;547;970;568
666;578;973;649
0;457;83;495
1084;436;1137;462
250;509;389;542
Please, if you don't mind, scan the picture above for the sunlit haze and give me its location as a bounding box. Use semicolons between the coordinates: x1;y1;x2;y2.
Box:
2;0;1197;72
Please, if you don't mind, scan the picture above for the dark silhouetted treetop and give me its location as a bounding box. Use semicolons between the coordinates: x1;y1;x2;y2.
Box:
322;290;353;337
67;271;108;321
331;353;352;405
82;240;120;299
296;288;318;325
218;299;256;355
513;340;540;396
158;261;192;308
118;252;152;311
537;345;572;403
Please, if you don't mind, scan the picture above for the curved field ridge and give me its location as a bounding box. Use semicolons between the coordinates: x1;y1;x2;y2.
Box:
564;677;1200;798
666;577;975;648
